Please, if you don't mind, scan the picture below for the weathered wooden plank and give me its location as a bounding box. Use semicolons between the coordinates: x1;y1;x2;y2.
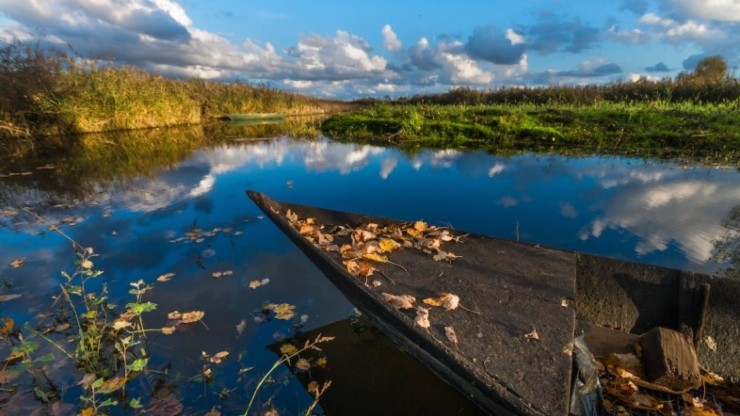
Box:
248;191;577;416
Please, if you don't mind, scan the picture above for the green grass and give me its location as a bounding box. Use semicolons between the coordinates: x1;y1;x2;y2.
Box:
321;102;740;163
0;42;351;143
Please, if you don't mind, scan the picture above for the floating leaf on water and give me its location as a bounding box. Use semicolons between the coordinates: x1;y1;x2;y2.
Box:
167;311;182;320
295;358;311;371
445;326;459;347
415;307;430;329
98;376;126;393
209;351;229;364
0;369;21;384
235;319;247;336
222;270;233;276
0;294;21;302
161;326;176;335
381;293;416;310
157;273;175;282
9;258;24;268
272;303;296;320
0;317;14;335
212;271;222;278
180;311;205;324
149;393;184;416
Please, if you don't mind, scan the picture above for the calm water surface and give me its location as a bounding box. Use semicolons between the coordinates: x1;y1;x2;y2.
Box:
0;135;737;414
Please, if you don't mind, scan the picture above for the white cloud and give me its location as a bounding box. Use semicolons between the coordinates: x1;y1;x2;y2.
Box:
666;0;740;22
381;24;402;53
440;52;493;84
505;28;525;45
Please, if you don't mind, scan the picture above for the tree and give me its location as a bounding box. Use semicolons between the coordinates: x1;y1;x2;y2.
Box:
691;55;728;84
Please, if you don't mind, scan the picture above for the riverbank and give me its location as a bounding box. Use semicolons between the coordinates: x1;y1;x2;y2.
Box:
0;42;352;145
321;101;740;164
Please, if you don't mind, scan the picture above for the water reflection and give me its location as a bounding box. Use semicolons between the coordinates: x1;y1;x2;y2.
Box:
0;134;738;414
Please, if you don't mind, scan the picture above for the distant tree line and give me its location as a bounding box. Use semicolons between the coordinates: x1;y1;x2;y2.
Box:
381;56;740;106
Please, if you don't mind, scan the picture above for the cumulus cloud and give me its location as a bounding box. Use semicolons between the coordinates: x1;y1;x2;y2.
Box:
645;62;670;72
665;0;740;22
382;24;402;53
408;37;443;70
465;25;526;65
524;14;601;54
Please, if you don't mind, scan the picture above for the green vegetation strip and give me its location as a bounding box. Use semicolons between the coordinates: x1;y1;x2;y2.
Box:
321;103;740;163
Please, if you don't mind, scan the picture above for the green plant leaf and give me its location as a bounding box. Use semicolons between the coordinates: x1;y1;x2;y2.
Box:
99;398;118;407
36;352;55;362
129;397;143;409
127;358;148;372
33;387;49;403
126;301;157;315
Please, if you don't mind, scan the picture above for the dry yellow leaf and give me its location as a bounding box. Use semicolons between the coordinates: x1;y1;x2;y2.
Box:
295;358;311;371
445;326;459;347
362;253;388;263
381;293;416;310
157;272;175;282
280;343;299;356
415;307;430;329
9;258;24;268
167;311;182;320
440;293;460;310
378;238;401;252
209;351;229;364
524;328;540;341
344;259;375;277
112;319;132;330
423;297;444;307
79;407;95;416
414;221;428;232
180;310;205;324
269;303;296;320
161;326;176;335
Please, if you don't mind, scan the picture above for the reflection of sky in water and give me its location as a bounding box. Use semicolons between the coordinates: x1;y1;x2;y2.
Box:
0;137;737;412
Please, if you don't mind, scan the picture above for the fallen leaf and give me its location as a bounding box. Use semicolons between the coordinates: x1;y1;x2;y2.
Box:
344;259;375;278
363;252;389;263
179;311;205;324
704;336;717;352
209;351;229;364
167;311;182;320
235;319;247;336
445;326;459;347
0;369;21;383
280;343;298;356
0;317;14;335
268;303;296;320
9;258;24;268
415;307;430;329
295;358;311;371
112;319;132;330
423;297;444;307
98;376;126;393
440;293;460;311
371;280;382;287
381;293;416;310
161;326;176;335
414;221;428;232
212;271;222;278
149;393;184;416
378;238;401;252
0;294;21;302
157;273;175;282
524;328;540;341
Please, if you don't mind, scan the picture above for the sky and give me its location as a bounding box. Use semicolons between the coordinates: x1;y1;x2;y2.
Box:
0;0;738;98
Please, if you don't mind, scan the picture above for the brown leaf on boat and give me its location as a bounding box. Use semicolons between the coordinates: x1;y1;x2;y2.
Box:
378;238;401;252
423;293;460;310
445;326;459;347
362;252;389;263
524;328;540;341
415;307;430;329
344;259;375;277
381;293;416;310
414;221;428;232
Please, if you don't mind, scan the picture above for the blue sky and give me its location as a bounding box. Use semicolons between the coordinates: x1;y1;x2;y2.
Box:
0;0;738;98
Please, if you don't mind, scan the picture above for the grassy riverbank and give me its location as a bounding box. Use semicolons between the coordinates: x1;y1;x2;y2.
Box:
0;42;349;143
322;101;740;163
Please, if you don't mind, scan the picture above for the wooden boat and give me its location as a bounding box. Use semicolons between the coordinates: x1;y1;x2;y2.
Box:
219;113;285;123
247;191;739;416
